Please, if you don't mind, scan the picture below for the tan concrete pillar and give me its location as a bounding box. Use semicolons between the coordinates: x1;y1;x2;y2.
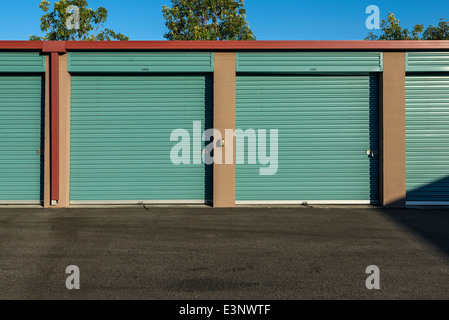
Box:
213;53;236;208
381;52;406;207
56;53;70;207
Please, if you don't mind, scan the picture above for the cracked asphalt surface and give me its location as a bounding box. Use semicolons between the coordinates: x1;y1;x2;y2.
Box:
0;206;448;300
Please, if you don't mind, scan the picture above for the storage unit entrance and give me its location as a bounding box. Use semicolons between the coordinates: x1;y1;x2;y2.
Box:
235;52;381;204
68;52;213;204
406;52;449;204
0;52;45;204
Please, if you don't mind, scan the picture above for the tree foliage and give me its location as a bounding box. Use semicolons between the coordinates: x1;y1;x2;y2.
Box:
30;0;129;41
365;12;449;40
162;0;256;40
422;18;449;39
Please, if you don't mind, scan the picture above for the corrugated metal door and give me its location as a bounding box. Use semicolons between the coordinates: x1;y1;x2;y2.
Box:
406;52;449;72
0;75;43;203
406;75;449;203
237;52;383;73
68;52;214;73
236;74;379;203
70;75;213;203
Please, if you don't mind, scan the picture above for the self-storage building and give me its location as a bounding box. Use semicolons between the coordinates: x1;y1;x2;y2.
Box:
1;40;449;207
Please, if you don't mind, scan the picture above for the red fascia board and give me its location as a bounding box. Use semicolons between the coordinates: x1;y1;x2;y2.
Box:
0;41;43;50
64;40;449;50
4;40;449;51
42;41;67;53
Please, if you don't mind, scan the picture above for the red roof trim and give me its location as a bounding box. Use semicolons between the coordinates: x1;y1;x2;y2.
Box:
3;40;449;51
0;41;43;50
42;41;67;53
64;40;449;50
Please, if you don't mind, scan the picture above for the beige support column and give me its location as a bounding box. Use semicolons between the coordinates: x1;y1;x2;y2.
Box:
43;55;51;208
213;53;236;208
56;53;70;207
381;52;406;207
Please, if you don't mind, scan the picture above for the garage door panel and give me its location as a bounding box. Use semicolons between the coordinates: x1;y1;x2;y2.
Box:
406;74;449;202
70;75;212;202
236;74;379;202
0;75;43;202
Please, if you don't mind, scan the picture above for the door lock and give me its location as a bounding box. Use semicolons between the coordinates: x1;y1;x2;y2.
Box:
366;149;377;158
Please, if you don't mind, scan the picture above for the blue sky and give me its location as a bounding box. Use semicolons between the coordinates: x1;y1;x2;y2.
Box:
1;0;449;40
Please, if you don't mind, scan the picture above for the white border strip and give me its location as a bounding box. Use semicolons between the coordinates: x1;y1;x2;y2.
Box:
70;200;210;205
236;200;377;205
406;201;449;206
0;201;41;205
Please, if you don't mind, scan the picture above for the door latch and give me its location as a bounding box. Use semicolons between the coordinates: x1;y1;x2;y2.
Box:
366;149;377;158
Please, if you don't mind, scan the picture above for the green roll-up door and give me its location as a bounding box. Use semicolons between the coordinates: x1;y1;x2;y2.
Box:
70;75;212;203
237;52;383;73
68;52;214;73
0;75;43;203
236;74;379;203
406;52;449;72
406;75;449;203
0;52;45;73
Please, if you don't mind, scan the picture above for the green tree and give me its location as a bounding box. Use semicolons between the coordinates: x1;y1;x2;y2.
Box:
422;18;449;39
30;0;129;41
162;0;256;40
365;12;423;40
365;12;449;40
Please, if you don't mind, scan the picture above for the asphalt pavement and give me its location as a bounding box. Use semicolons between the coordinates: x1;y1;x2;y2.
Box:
0;206;448;300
